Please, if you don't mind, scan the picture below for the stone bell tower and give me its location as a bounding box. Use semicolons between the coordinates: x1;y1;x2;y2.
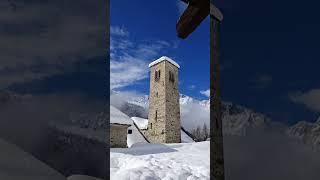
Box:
146;56;181;143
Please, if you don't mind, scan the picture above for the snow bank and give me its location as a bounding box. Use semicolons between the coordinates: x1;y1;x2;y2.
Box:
0;138;66;180
67;175;103;180
181;130;194;143
110;141;209;180
127;124;148;147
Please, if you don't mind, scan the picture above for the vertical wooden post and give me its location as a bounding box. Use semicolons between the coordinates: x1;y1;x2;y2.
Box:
175;1;225;178
210;10;225;180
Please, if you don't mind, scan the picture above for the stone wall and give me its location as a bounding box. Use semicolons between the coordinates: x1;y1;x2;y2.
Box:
147;59;181;143
110;124;129;148
146;62;167;143
164;61;181;143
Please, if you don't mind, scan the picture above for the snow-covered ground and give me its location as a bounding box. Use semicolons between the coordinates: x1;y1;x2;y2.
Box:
110;105;202;180
0;138;66;180
110;141;210;180
67;175;103;180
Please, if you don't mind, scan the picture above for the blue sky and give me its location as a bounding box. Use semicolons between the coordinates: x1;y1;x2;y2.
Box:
110;0;210;100
2;0;320;124
215;0;320;123
111;0;320;124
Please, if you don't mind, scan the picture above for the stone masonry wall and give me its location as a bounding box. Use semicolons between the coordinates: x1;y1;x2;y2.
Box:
146;59;181;143
110;124;129;148
146;62;166;143
164;61;181;143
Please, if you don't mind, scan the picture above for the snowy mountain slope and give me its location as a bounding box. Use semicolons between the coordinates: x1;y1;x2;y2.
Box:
112;91;274;137
221;102;273;136
287;117;320;150
50;123;107;143
0;138;66;180
119;102;148;119
110;141;210;180
68;111;108;130
110;91;148;115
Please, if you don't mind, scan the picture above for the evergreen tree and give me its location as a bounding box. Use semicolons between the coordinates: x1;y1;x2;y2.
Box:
195;126;201;142
202;123;209;141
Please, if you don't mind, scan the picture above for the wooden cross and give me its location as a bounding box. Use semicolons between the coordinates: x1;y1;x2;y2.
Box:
176;1;225;180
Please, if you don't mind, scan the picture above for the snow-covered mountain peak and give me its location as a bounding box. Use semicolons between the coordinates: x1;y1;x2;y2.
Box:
179;94;195;105
112;91;274;137
286;116;320;150
127;95;149;107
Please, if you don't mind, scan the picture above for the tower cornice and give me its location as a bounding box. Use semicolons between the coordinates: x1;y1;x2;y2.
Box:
148;56;180;69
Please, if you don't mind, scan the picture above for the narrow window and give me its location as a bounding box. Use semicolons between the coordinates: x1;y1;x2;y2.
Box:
155;110;157;121
150;123;152;129
155;70;160;82
169;71;175;83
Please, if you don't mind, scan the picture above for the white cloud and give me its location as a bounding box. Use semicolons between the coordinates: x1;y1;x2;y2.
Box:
110;55;148;89
180;98;210;132
289;89;320;112
110;90;147;109
0;0;106;88
200;89;210;97
110;27;174;90
188;85;196;90
110;26;129;37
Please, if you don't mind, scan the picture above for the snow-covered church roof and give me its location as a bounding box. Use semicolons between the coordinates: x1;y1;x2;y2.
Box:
110;106;132;125
148;56;180;69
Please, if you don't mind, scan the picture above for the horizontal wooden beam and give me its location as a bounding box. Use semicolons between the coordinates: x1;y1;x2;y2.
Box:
210;3;223;21
176;0;209;39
